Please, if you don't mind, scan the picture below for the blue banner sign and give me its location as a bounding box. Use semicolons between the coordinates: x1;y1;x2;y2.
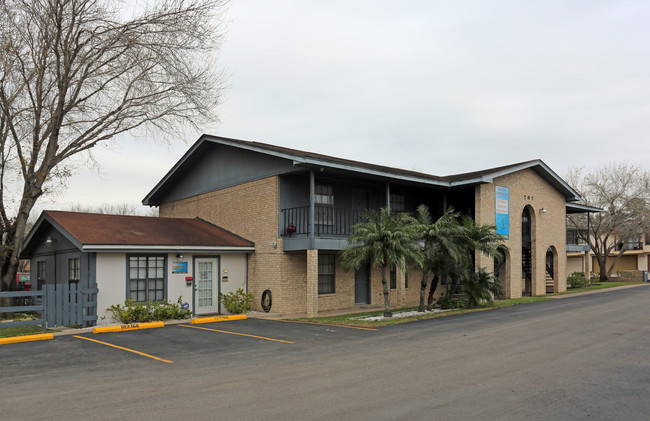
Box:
495;186;509;238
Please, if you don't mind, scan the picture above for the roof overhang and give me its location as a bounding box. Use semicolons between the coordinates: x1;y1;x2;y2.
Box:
566;203;604;214
447;160;582;202
82;245;255;253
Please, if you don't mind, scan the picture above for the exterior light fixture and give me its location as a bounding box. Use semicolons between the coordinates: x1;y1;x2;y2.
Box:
177;253;183;258
46;236;55;245
540;208;547;214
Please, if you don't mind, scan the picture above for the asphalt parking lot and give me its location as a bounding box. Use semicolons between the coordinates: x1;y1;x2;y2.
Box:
0;317;378;377
3;286;650;421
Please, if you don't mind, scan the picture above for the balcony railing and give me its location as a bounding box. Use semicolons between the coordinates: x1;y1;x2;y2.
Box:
566;229;588;245
616;241;644;251
281;206;365;237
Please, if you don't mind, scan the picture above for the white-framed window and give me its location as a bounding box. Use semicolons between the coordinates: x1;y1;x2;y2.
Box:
318;254;335;294
315;184;334;225
128;256;166;302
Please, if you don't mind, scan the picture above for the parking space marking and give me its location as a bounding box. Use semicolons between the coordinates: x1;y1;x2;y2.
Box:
179;324;294;343
263;319;377;331
73;335;173;363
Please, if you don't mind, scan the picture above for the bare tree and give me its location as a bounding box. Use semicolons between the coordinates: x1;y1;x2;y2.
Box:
66;202;140;215
0;0;227;291
567;163;650;281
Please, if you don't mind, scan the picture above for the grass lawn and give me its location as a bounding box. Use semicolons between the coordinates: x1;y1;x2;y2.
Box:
293;281;644;327
555;281;642;295
0;325;57;338
292;297;552;327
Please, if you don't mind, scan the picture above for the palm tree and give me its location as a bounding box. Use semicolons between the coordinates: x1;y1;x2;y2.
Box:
415;205;465;312
342;207;423;317
464;268;504;307
444;216;506;301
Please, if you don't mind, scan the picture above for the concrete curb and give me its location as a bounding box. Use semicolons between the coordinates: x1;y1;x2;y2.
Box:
93;321;165;333
0;333;54;345
191;314;247;324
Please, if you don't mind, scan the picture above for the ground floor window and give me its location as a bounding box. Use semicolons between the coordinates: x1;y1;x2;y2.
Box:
68;258;80;286
318;254;335;294
390;264;397;289
36;260;46;290
128;256;165;302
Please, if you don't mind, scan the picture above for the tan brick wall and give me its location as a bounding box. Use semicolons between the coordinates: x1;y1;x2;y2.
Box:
306;250;318;317
474;168;568;298
160;177;285;312
160;168;570;314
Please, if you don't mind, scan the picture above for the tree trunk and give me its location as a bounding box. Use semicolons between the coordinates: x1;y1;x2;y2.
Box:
418;271;429;312
426;275;440;311
1;190;39;291
1;228;19;292
381;265;392;318
595;254;609;281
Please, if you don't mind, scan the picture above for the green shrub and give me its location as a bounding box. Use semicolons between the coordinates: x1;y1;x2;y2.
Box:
567;272;589;288
107;297;191;324
437;296;466;309
218;289;253;314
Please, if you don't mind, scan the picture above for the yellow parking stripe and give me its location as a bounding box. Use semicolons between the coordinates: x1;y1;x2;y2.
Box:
262;319;377;331
179;324;294;344
73;335;173;363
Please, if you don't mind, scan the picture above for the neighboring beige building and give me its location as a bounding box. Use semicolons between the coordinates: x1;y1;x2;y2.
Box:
567;232;649;278
144;135;590;316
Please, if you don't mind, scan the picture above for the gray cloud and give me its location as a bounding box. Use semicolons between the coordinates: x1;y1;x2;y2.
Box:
53;0;650;211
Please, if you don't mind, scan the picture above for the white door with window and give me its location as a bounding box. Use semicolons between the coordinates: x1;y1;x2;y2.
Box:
195;258;219;314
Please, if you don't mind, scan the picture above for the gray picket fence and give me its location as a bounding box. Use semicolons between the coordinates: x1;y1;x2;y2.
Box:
0;284;98;330
0;290;47;330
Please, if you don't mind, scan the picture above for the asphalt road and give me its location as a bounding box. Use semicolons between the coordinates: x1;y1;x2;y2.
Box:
2;286;650;420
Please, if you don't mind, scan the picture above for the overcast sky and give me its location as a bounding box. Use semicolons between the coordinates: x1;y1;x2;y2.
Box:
43;0;650;214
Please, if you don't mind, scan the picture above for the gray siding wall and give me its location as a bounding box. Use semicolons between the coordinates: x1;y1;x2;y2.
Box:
158;145;296;203
28;226;88;289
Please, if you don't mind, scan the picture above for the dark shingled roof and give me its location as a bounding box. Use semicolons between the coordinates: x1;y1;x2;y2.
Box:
43;211;254;247
217;136;448;182
142;134;582;205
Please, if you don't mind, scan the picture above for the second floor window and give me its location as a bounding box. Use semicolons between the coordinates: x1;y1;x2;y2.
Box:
390;194;405;212
315;184;334;225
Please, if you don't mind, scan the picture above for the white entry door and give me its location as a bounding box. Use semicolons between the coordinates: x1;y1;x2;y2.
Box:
195;258;219;314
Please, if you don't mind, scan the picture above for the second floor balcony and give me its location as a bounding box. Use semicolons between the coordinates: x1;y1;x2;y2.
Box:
281;206;364;239
566;228;590;252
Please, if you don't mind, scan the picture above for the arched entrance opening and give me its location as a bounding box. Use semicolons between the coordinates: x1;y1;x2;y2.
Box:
521;207;532;296
546;246;558;293
493;245;509;299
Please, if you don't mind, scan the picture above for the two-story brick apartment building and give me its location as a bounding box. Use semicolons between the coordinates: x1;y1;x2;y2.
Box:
143;135;587;316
